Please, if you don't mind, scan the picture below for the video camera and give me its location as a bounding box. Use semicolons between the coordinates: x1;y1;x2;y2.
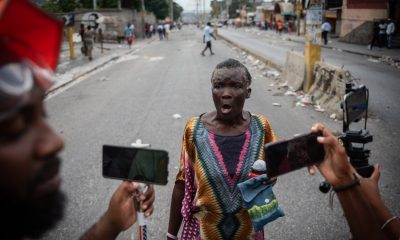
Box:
319;82;373;193
340;83;374;178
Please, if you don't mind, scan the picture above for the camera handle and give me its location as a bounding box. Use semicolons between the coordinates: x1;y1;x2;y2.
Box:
130;139;151;240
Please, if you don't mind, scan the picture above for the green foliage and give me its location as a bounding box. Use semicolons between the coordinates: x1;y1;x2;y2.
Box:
211;1;219;18
173;2;183;21
41;0;62;13
228;0;254;18
41;0;77;13
41;0;182;20
98;0;118;8
146;0;169;20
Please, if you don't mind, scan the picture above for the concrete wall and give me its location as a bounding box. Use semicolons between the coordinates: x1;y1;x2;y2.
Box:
339;0;387;43
68;9;155;41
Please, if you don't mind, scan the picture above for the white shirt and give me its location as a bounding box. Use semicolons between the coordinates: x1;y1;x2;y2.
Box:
321;22;331;32
387;22;395;35
203;25;213;42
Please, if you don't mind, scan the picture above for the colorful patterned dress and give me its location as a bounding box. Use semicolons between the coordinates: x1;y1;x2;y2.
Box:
176;113;276;240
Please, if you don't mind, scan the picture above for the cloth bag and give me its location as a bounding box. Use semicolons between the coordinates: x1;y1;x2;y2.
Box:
238;175;284;231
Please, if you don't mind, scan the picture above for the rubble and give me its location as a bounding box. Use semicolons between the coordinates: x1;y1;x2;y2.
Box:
379;55;400;69
172;114;182;119
314;105;325;112
284;90;297;96
131;139;150;148
296;102;306;107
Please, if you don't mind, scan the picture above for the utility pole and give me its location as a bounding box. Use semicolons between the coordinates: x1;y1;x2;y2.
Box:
304;0;322;92
170;0;174;21
203;0;205;24
93;0;97;10
141;0;145;38
196;0;199;23
296;0;302;36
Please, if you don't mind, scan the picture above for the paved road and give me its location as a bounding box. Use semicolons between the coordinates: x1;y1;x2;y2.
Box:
42;26;399;240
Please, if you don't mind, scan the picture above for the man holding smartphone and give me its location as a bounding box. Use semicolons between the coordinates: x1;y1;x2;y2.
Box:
0;0;155;239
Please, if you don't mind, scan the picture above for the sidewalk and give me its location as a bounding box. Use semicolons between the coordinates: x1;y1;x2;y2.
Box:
50;37;155;93
224;26;400;62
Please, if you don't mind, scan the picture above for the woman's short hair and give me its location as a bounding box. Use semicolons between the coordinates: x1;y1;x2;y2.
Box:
211;58;252;85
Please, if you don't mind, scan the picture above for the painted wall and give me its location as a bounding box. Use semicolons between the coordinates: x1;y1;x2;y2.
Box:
340;0;387;39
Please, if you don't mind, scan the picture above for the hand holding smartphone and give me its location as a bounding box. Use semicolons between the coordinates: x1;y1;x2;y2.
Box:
265;131;325;178
102;145;169;185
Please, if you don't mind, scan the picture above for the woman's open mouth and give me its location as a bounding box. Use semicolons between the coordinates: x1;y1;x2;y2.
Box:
221;104;232;114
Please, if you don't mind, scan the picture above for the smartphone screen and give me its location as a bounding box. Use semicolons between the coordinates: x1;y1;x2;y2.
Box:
102;145;169;185
344;86;368;128
265;131;325;178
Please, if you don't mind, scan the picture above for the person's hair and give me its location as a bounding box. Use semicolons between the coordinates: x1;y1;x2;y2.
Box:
207;22;211;26
87;25;91;30
211;58;252;85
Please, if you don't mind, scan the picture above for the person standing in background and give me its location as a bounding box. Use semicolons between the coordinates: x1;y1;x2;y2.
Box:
321;21;332;45
386;19;395;49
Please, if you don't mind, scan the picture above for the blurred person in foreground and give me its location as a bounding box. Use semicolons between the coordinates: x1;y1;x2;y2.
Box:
0;0;154;239
309;123;400;240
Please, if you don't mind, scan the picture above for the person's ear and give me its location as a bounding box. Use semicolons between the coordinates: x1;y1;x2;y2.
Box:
246;88;251;98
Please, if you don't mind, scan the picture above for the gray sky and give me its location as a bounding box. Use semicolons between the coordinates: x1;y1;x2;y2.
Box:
175;0;211;12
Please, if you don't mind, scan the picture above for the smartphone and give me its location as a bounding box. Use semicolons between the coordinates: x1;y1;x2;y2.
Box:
102;145;169;185
264;131;325;178
343;86;368;129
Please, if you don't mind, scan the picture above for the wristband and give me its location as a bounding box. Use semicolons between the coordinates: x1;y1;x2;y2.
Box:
381;216;399;231
332;173;360;192
167;232;178;240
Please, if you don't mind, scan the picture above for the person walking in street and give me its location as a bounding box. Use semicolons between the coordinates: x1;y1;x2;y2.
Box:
277;20;283;35
167;59;278;240
386;19;396;49
321;21;332;45
164;22;171;40
79;23;87;56
201;22;217;56
124;23;134;49
378;20;388;48
149;24;154;38
83;25;95;61
157;23;164;40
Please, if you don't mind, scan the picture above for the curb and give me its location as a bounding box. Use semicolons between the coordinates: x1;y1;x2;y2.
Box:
286;38;400;62
217;33;283;71
47;38;156;95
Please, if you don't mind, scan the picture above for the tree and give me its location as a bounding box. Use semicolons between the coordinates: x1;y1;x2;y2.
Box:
41;0;77;13
173;2;183;21
41;0;62;13
210;0;220;18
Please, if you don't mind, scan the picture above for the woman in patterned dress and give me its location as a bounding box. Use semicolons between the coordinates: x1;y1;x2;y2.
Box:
167;59;277;240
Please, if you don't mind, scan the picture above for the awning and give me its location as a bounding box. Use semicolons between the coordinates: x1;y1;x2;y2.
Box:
260;2;274;11
275;2;294;16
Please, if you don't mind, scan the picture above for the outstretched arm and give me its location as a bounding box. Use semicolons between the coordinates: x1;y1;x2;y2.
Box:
309;124;392;240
